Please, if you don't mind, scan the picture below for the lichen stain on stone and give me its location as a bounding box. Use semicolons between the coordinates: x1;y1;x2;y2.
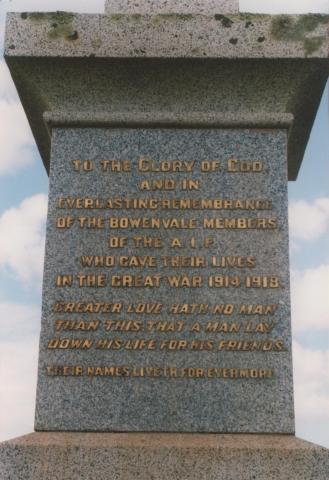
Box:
109;14;125;21
48;24;77;41
214;14;234;28
156;13;194;21
67;31;78;41
304;37;325;55
25;11;75;24
271;14;328;54
131;14;143;21
91;38;102;49
21;11;78;42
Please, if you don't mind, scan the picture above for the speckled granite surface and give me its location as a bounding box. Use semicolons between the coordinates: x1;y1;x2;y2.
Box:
1;433;329;480
105;0;239;14
5;12;328;58
34;128;294;433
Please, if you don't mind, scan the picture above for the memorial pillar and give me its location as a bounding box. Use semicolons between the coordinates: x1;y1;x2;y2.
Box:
1;1;329;478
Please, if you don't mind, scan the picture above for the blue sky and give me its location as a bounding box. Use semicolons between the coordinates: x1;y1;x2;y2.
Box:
0;0;329;447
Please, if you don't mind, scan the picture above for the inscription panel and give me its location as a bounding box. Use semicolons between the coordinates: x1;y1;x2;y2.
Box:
35;128;294;433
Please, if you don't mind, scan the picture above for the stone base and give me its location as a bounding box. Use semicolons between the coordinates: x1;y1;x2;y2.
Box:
1;433;329;479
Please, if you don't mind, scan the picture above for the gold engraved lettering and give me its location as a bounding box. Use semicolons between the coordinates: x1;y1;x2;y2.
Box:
56;216;74;228
212;304;234;314
119;256;157;267
109;217;197;229
96;339;156;350
162;256;206;267
147;321;185;332
190;340;214;350
127;303;163;314
169;304;210;314
77;274;106;287
87;366;130;377
245;276;280;288
100;160;131;172
160;340;188;350
171;238;182;248
78;217;105;228
239;304;277;315
47;365;84;376
57;197;104;209
53;302;122;314
81;256;115;267
191;322;201;332
111;275;161;287
211;256;256;268
48;338;93;349
73;160;93;172
133;236;163;248
201;161;221;172
46;365;274;379
208;276;241;288
181;179;200;190
55;320;100;332
218;340;284;351
206;322;240;333
104;320;142;332
56;275;73;287
227;159;263;172
138;157;195;173
139;180;176;191
167;275;203;287
108;237;128;248
203;217;277;229
244;322;275;333
56;197;273;211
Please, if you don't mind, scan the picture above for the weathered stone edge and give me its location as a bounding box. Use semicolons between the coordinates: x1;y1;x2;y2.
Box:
5;12;329;59
44;111;294;128
0;432;325;449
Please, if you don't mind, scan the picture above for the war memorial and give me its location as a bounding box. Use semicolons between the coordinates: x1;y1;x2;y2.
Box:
0;0;329;478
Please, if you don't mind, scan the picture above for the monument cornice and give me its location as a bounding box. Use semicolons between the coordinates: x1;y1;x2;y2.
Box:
5;12;329;180
4;13;329;59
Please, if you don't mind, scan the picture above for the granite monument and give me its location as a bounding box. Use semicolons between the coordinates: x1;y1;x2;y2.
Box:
1;0;329;478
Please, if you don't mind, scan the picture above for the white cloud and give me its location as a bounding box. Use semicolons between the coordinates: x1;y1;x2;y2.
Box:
0;60;18;101
0;59;35;177
240;0;329;13
0;99;36;175
291;264;329;332
0;300;40;441
0;63;35;177
0;0;104;14
0;302;40;339
289;197;329;243
293;341;329;422
0;19;4;52
0;194;47;284
0;335;39;440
